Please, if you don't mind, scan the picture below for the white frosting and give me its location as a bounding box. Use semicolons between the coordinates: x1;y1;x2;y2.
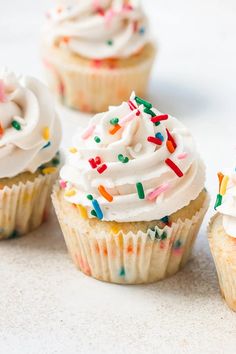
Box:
0;70;61;178
44;0;150;59
60;92;205;222
217;170;236;238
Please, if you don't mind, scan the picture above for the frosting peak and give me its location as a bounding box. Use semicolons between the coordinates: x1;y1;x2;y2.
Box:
0;70;61;178
60;93;205;222
44;0;150;59
216;170;236;238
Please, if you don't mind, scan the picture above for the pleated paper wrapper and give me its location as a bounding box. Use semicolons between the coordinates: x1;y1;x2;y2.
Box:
53;186;209;284
42;47;156;113
0;172;57;240
208;214;236;311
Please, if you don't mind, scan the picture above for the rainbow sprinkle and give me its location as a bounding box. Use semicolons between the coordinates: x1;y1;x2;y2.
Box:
42;127;50;140
118;154;129;163
97;164;107;174
11;120;21;131
110;118;119;125
0;122;4;136
65;189;76;197
98;185;113;202
165;158;183;177
82;124;96;140
109;124;121;135
147;183;170;201
92;199;103;219
136;182;145;199
69;147;77;153
147;136;163;146
0;80;6;103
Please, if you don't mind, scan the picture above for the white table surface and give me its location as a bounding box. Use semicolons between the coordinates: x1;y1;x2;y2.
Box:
1;1;236;353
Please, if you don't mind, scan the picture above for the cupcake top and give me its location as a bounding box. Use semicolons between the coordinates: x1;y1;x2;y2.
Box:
60;93;205;222
0;70;61;179
44;0;150;60
215;169;236;238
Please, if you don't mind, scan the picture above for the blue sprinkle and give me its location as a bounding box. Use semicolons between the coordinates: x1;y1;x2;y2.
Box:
42;141;51;149
92;199;103;220
139;27;145;35
155;132;164;142
119;267;125;277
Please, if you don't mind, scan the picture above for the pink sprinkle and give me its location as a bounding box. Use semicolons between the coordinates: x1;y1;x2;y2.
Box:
147;183;170;201
81;124;96;140
177;152;188;160
104;9;116;26
119;111;137;126
59;180;67;189
0;80;6;103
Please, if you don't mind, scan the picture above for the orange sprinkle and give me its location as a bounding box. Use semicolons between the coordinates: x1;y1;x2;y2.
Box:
62;36;70;43
217;172;224;192
98;185;113;202
0;122;4;136
166;140;175;153
109;124;121;135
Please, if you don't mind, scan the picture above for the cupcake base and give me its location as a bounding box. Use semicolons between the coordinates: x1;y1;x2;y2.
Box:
208;214;236;311
0;166;59;240
42;43;156;113
52;186;209;284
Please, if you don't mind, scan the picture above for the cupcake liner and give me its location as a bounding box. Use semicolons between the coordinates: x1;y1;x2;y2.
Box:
208;214;236;311
43;47;156;113
0;172;57;240
52;186;209;284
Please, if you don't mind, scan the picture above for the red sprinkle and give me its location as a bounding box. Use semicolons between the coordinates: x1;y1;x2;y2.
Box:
165;158;183;177
151;114;169;124
97;164;107;174
147;136;163;146
89;158;97;169
166;128;177;149
128;100;140;116
95;156;102;165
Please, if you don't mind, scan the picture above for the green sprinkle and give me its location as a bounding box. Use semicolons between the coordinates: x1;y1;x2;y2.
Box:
52;157;60;166
174;240;181;249
107;39;113;46
119;267;125;276
11;120;21;131
161;231;167;240
214;194;223;210
135;96;152;109
87;194;93;201
94;136;101;143
110;118;119;125
136;182;145;199
8;230;19;239
144;107;156;117
118;154;129;163
91;210;97;217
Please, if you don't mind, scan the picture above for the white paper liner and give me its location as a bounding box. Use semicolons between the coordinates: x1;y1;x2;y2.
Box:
43;47;156;113
53;186;209;284
0;172;57;240
208;214;236;311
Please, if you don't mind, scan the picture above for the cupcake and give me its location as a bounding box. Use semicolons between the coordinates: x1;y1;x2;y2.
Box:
52;93;209;284
52;93;209;283
0;70;61;240
42;0;156;113
208;168;236;311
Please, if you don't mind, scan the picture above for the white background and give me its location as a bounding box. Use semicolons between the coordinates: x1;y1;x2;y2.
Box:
0;1;236;353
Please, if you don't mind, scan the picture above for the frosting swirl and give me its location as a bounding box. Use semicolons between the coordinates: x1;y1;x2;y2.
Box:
0;70;61;178
44;0;150;59
216;170;236;238
60;92;205;222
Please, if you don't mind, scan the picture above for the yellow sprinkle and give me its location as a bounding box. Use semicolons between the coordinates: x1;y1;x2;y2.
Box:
76;204;88;219
111;225;120;234
65;189;76;197
42;167;57;175
220;175;229;196
42;127;50;140
69;147;78;154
